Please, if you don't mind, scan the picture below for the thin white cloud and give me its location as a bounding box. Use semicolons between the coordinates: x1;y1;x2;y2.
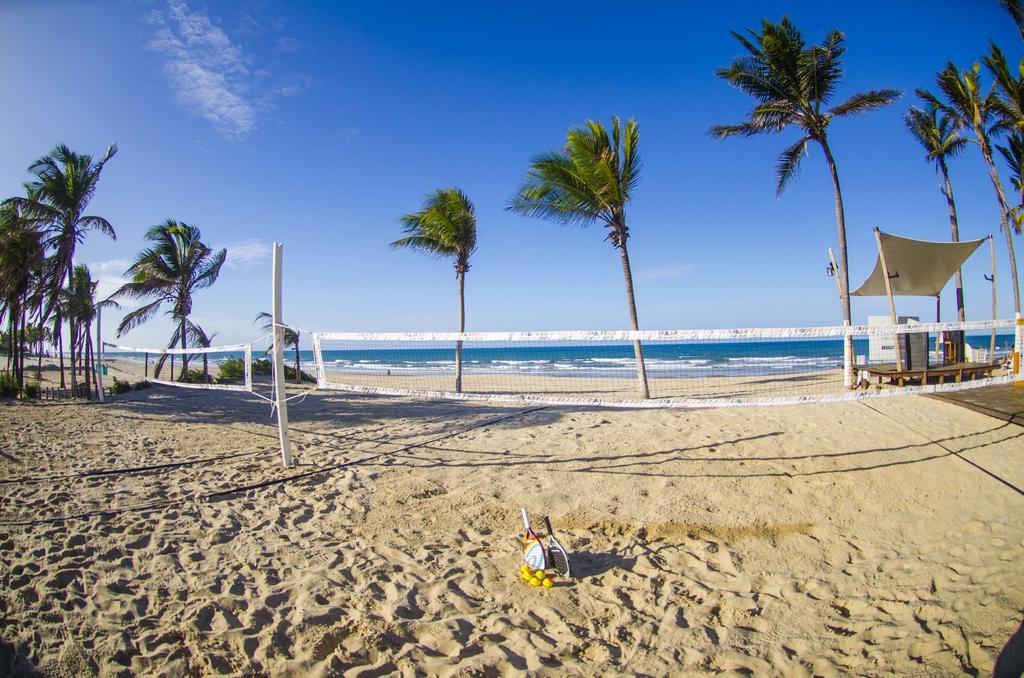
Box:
222;240;272;271
638;265;692;281
145;1;309;141
275;36;303;54
88;259;139;310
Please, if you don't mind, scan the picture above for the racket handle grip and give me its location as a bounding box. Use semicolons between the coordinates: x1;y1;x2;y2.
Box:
544;516;553;536
521;508;530;530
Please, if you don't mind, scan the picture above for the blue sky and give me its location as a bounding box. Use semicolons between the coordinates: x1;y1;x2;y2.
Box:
1;1;1021;347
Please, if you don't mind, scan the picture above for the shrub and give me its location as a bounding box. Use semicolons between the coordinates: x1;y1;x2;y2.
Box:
217;358;246;383
253;359;272;376
179;368;212;384
132;380;152;391
0;372;19;398
284;365;316;382
111;377;133;395
23;381;40;399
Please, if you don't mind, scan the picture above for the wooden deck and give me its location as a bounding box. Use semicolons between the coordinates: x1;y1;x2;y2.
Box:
928;382;1024;426
855;361;1000;388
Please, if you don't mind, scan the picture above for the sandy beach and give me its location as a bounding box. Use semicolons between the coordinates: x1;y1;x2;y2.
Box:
1;381;1022;676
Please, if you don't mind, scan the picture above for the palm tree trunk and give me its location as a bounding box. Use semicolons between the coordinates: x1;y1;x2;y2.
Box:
180;316;188;380
819;138;855;388
56;316;65;389
980;138;1022;316
939;160;966;322
19;308;27;388
455;271;465;393
618;237;650;399
84;322;92;397
67;264;78;395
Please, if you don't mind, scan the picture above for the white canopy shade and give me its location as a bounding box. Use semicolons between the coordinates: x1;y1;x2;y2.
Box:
851;232;985;297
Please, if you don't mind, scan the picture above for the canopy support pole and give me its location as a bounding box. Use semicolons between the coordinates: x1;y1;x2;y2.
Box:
935;294;943;365
829;247;855;388
989;235;998;358
874;228;903;372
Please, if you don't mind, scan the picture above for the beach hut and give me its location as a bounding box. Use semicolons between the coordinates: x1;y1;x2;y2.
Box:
848;228;995;384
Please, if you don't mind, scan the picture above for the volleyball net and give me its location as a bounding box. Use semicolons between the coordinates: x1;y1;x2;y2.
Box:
311;319;1021;408
102;341;254;392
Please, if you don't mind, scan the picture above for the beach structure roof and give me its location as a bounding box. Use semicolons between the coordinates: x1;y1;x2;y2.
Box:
851;231;986;298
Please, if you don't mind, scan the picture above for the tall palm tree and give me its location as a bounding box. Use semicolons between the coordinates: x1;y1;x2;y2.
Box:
920;64;1021;315
62;265;118;397
508;117;650;398
710;18;900;381
3;143;117;393
255;312;302;383
0;203;44;390
111;220;226;380
904;103;970;320
392;188;477;393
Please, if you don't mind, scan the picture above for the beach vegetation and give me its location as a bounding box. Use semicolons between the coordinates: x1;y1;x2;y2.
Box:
0;202;45;395
0;371;20;398
23;381;40;398
391;188;477;393
904;103;969;321
710;17;900;337
508;116;650;398
255;312;303;384
111;220;226;381
3;144;117;393
919;61;1021;315
111;377;133;395
217;357;246;383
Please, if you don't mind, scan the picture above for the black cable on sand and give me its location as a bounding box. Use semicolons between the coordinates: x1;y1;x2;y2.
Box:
860;401;1024;497
0;448;274;485
0;406;548;527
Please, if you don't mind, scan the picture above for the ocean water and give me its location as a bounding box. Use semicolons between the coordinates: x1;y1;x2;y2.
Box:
107;333;1016;380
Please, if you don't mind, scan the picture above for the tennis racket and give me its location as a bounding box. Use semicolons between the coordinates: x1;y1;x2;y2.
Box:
521;508;547;570
544;516;571;577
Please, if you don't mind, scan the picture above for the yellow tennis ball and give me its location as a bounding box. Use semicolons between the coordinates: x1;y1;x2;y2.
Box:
542;578;554;589
520;565;531;573
529;579;540;587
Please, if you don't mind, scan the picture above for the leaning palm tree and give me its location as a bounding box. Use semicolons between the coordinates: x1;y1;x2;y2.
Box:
392;188;477;393
255;312;302;383
3;143;117;393
904;103;969;320
920;64;1021;315
111;220;226;381
508;117;650;398
710;19;900;376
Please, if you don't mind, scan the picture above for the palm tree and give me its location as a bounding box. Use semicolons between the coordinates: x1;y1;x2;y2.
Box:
62;265;118;397
710;19;900;382
0;203;44;391
3;143;117;393
920;64;1021;315
904;103;969;321
392;188;477;393
508;117;650;398
1000;0;1024;42
255;312;302;383
111;220;226;380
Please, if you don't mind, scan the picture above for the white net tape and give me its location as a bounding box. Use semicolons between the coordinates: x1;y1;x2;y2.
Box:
103;342;253;392
312;319;1022;408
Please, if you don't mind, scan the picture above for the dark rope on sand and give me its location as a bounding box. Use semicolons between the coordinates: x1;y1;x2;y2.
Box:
0;448;274;485
0;406;549;527
859;401;1024;497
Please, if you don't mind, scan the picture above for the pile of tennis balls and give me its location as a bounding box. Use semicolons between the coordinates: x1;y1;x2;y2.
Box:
520;564;554;588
